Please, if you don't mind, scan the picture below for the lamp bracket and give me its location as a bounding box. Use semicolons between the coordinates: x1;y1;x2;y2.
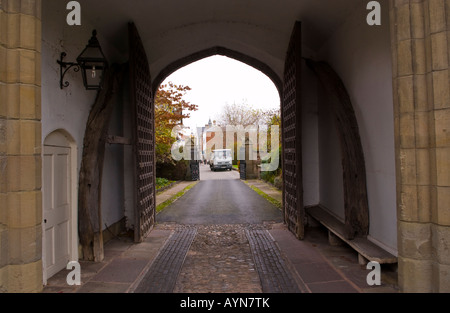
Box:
57;52;80;89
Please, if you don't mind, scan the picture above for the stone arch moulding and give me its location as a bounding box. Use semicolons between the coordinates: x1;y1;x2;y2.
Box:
305;59;370;240
152;46;283;97
44;129;77;147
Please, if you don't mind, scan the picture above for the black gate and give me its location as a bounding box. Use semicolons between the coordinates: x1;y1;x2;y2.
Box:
129;22;156;243
190;161;200;181
282;21;304;239
239;161;246;180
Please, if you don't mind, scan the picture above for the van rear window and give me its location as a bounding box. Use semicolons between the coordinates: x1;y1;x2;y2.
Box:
214;150;231;158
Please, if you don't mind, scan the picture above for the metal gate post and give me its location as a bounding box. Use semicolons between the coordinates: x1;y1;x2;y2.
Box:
190;142;200;181
190;161;200;181
239;161;246;180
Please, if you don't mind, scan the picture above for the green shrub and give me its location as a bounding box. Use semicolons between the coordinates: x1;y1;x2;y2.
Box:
156;177;174;190
260;166;282;190
273;175;283;189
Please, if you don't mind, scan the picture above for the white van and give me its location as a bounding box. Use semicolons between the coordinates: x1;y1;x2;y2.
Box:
210;149;233;171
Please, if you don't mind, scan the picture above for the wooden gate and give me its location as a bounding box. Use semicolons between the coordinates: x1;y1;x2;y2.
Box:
129;22;156;243
305;60;369;239
282;21;304;239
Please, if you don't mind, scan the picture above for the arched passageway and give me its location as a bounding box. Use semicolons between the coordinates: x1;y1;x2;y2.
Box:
147;24;370;242
27;0;450;293
46;0;396;267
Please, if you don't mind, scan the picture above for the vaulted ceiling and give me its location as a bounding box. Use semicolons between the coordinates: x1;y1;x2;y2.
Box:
79;0;362;84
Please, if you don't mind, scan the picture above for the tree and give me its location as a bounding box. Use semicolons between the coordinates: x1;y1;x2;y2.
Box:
155;82;197;164
265;108;281;152
213;102;281;170
260;108;282;186
215;101;271;127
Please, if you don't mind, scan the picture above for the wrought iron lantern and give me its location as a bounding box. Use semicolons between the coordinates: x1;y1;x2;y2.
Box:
57;30;108;90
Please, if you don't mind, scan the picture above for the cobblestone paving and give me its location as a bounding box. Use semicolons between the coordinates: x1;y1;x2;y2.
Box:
173;224;263;293
142;222;302;294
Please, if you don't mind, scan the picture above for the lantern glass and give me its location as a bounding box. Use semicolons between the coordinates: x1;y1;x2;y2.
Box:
76;30;108;90
78;59;105;90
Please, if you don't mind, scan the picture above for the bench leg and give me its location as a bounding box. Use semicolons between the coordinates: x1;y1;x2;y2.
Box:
358;254;368;265
328;230;343;246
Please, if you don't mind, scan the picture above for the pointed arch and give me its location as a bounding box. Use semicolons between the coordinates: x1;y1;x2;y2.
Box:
152;46;283;97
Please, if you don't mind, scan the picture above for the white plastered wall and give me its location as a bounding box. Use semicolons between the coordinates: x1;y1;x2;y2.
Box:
316;0;397;254
41;0;128;236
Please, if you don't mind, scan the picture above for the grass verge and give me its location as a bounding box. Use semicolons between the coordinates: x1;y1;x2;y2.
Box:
245;182;282;210
156;181;199;214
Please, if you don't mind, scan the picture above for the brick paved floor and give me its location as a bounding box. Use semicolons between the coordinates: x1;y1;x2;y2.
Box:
133;223;304;294
42;222;398;293
246;229;304;293
132;226;197;293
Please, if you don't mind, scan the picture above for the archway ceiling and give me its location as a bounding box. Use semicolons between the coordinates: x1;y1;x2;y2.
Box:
80;0;360;81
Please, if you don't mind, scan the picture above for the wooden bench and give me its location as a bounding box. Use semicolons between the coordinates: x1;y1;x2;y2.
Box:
306;206;397;265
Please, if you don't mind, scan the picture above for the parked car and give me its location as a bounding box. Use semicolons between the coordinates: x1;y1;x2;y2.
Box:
210;149;233;171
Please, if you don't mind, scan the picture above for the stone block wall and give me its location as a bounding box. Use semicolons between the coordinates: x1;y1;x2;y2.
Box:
0;0;43;293
390;0;450;292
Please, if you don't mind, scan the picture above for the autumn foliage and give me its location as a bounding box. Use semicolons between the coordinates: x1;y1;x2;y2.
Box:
155;82;197;164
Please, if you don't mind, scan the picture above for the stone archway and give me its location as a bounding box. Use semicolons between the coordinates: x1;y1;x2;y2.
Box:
3;0;450;293
152;46;283;98
150;21;371;243
150;47;287;228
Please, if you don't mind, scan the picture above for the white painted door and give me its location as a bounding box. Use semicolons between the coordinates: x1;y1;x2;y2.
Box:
43;145;71;279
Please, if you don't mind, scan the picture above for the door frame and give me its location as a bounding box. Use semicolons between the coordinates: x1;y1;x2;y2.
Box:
42;129;78;284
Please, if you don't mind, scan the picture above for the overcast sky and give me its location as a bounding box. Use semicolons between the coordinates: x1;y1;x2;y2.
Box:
161;55;280;132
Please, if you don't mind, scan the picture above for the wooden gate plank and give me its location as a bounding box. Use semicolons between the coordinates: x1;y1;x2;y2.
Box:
282;21;304;240
129;22;156;243
305;60;369;239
